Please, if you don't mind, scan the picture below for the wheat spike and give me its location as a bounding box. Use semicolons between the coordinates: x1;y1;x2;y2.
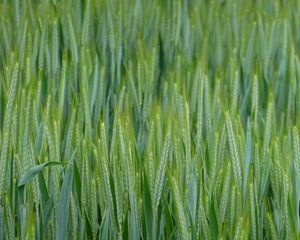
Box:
152;128;171;216
0;63;18;196
225;112;242;191
219;162;231;222
172;177;189;240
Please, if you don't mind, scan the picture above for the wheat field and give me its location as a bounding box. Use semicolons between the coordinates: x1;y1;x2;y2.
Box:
0;0;299;239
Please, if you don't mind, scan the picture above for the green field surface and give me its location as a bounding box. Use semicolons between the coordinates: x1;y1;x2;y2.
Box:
0;0;299;239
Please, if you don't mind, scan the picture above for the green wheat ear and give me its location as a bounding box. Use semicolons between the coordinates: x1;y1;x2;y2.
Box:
219;162;231;223
152;127;171;216
225;112;242;191
171;177;189;240
0;63;18;197
293;127;300;177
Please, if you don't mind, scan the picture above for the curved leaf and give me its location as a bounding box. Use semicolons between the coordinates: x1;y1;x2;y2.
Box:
18;161;64;187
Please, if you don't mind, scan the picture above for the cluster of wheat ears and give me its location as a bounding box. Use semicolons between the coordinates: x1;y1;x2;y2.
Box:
0;0;299;239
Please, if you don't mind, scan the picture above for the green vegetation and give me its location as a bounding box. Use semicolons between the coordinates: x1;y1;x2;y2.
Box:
0;0;299;239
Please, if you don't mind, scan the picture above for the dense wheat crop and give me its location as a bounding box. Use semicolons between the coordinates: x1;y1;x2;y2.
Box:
0;0;300;239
